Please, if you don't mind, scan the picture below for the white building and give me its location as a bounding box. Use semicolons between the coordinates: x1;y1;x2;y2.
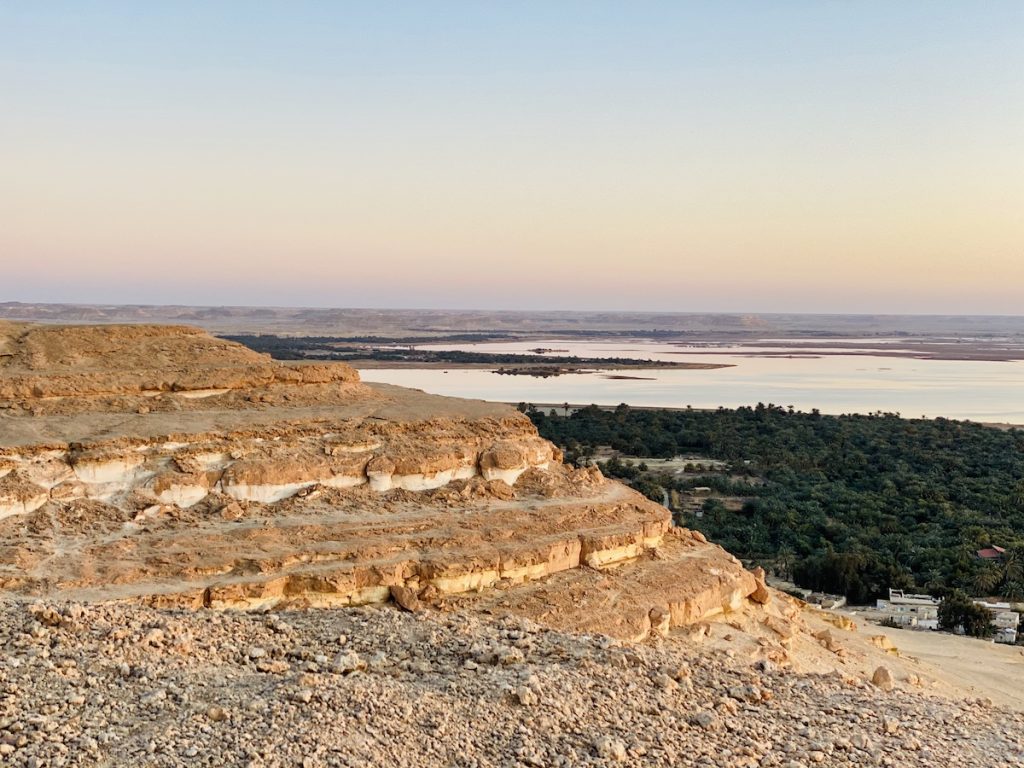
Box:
876;589;939;630
974;600;1020;644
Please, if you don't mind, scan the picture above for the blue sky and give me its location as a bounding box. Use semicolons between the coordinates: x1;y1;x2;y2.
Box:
2;2;1022;312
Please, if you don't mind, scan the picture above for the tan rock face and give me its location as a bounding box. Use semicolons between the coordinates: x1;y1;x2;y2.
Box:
147;470;212;508
872;665;896;691
0;321;364;422
0;471;48;521
750;566;772;604
870;634;898;654
0;322;777;642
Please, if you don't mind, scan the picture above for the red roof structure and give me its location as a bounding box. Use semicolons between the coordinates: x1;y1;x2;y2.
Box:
977;546;1006;559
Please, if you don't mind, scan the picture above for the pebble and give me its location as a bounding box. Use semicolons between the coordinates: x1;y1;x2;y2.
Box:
0;601;1020;767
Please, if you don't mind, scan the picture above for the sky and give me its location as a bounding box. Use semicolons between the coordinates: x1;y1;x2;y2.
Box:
1;2;1022;314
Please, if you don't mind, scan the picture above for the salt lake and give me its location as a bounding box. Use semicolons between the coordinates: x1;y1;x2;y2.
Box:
358;340;1024;424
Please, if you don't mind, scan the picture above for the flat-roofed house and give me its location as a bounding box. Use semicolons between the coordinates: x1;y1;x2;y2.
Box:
876;589;939;630
974;599;1020;644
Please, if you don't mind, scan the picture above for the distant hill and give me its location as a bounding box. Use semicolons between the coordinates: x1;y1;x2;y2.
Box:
2;302;1023;338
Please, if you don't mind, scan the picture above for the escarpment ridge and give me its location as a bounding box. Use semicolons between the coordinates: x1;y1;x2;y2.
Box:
0;321;361;420
2;322;788;647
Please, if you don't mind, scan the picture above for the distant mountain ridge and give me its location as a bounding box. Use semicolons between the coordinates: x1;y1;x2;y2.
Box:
2;302;1023;338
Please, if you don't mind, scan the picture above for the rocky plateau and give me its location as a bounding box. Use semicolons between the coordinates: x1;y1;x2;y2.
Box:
0;322;769;634
0;321;1021;767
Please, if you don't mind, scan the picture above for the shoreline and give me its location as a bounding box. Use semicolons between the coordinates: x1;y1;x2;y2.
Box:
505;401;1024;429
665;348;1024;362
409;335;1024;363
410;335;1024;363
345;360;732;372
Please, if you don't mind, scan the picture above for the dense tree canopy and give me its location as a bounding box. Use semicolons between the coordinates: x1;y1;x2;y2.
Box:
528;403;1024;602
938;591;995;638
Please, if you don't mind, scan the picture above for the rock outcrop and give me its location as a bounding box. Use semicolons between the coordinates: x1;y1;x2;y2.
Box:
0;322;784;644
3;323;1023;766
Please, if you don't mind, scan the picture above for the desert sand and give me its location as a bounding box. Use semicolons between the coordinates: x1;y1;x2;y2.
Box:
865;620;1024;711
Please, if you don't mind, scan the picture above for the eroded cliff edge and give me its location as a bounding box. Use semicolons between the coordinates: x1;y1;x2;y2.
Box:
0;322;790;647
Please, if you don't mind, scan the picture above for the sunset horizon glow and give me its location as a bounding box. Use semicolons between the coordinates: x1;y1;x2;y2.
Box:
2;2;1022;314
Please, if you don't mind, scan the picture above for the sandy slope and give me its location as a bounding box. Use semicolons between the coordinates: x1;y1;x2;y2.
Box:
867;621;1024;711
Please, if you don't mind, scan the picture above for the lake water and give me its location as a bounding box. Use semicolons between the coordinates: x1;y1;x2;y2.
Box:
358;340;1024;424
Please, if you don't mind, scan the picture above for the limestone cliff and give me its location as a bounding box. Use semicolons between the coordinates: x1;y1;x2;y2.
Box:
0;323;789;647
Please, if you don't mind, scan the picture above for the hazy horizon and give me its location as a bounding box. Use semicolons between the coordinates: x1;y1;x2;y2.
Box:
3;2;1022;314
4;300;1024;320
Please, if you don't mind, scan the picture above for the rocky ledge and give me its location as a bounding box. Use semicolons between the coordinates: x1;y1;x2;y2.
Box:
2;322;1020;767
0;323;774;640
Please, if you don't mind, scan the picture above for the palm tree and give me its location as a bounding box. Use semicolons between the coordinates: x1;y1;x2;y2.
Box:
1001;580;1024;602
775;547;795;580
973;564;1003;596
976;546;1024;598
1012;482;1024;510
1003;547;1024;586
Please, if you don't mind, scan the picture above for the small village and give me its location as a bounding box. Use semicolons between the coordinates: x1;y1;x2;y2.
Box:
825;543;1023;645
587;446;1024;648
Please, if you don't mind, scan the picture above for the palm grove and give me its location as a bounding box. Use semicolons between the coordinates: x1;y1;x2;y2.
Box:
526;404;1024;606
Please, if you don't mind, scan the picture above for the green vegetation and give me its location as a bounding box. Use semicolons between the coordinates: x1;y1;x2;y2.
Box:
938;591;995;638
222;333;516;350
526;403;1024;603
225;334;673;368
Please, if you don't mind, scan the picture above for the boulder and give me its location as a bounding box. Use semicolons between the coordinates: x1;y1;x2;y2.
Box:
871;665;895;692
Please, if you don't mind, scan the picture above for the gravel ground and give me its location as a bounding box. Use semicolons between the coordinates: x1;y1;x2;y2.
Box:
2;600;1022;768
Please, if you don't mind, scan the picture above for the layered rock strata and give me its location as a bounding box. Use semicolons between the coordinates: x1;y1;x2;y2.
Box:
0;423;556;510
0;322;775;641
